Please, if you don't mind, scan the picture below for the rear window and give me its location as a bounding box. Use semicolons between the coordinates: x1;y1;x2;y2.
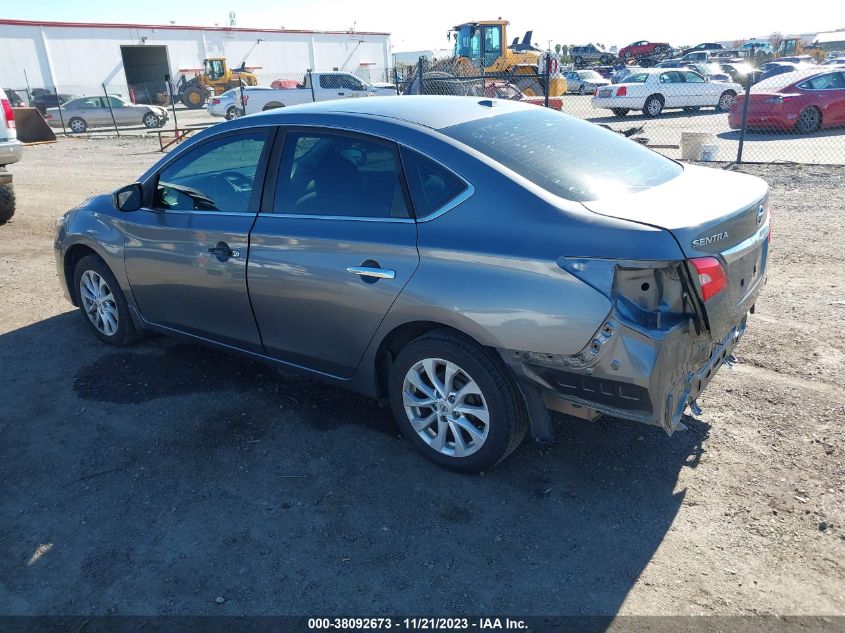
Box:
622;73;649;83
440;108;682;202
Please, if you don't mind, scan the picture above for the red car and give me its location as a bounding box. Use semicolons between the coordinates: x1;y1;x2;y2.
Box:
618;40;671;61
728;68;845;133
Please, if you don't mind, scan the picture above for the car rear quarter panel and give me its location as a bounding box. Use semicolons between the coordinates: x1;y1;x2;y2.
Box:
363;138;688;365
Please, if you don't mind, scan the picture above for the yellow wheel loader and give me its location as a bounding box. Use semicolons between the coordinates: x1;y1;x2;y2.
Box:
176;58;260;109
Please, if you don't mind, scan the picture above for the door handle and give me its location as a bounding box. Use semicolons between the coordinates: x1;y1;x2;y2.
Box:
338;92;345;96
347;266;395;280
208;242;240;260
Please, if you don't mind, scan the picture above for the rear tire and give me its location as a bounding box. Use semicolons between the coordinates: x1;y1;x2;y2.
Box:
73;255;138;346
643;94;664;117
0;182;15;224
795;106;821;133
225;106;244;120
389;330;528;473
611;108;630;117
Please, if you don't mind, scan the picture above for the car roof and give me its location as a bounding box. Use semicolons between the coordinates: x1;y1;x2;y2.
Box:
252;95;535;130
751;67;844;93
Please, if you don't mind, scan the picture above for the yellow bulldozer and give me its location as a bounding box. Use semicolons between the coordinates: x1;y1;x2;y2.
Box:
176;58;260;109
776;37;827;62
446;19;566;96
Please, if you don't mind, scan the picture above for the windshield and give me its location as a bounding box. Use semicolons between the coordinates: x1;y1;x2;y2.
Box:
579;71;603;81
440;108;682;202
453;25;480;60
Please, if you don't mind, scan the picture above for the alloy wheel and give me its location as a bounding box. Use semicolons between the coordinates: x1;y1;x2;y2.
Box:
402;358;489;458
798;108;820;133
79;270;119;336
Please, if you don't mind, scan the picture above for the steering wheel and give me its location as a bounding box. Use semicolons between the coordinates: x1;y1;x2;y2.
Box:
219;171;253;192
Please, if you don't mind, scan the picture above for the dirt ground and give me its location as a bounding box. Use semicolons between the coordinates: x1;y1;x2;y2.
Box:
0;137;842;617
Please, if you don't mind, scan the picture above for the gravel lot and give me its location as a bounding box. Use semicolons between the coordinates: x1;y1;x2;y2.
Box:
0;137;843;617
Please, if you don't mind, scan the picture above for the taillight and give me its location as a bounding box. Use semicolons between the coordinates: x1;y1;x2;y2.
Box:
211;98;221;105
690;257;728;301
616;85;627;96
1;98;14;129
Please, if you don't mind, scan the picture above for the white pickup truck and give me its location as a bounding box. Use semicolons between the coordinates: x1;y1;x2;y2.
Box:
231;71;396;116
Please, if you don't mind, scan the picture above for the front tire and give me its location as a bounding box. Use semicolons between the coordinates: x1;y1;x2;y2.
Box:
142;112;160;128
389;330;528;473
68;117;87;133
73;255;137;346
643;94;664;117
181;87;206;109
716;90;736;112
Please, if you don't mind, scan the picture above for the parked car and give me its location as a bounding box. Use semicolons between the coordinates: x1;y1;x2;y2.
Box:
618;41;672;61
3;88;25;107
770;55;815;65
682;43;724;56
592;68;741;117
241;72;397;114
53;96;770;472
564;70;611;94
31;92;75;115
740;41;773;55
591;65;618;79
571;44;615;66
656;60;695;70
611;66;642;84
207;87;274;120
758;62;806;83
477;82;563;110
821;57;845;65
720;62;760;85
678;51;716;64
728;68;845;133
44;96;169;133
0;88;22;223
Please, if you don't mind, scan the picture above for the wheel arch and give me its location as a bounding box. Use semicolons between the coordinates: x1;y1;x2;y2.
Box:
63;243;102;306
372;320;482;400
262;102;285;111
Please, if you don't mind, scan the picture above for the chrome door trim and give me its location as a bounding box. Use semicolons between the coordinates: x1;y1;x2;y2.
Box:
346;266;396;280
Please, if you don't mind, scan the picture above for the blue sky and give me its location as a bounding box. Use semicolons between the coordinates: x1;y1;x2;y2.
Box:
3;0;841;51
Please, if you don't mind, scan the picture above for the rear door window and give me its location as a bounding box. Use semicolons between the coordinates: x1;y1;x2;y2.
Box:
275;131;410;218
400;149;468;217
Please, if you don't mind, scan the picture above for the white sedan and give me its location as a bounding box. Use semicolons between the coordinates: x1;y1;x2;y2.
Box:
591;68;742;117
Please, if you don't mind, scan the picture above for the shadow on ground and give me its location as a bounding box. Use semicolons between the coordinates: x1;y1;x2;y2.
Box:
0;313;709;617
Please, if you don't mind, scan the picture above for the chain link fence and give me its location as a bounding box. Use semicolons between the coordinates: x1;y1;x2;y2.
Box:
7;56;844;164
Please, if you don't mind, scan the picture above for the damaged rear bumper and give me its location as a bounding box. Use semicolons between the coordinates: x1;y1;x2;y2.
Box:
502;313;748;435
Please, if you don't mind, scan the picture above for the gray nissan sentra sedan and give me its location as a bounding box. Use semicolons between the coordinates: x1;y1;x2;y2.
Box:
54;96;771;472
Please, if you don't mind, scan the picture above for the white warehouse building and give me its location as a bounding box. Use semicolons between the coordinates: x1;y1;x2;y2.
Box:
0;18;392;99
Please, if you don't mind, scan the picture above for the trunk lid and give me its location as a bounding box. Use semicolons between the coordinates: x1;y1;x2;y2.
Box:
581;164;771;337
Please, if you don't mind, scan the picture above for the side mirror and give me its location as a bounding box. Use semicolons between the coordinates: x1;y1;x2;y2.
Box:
114;183;143;212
